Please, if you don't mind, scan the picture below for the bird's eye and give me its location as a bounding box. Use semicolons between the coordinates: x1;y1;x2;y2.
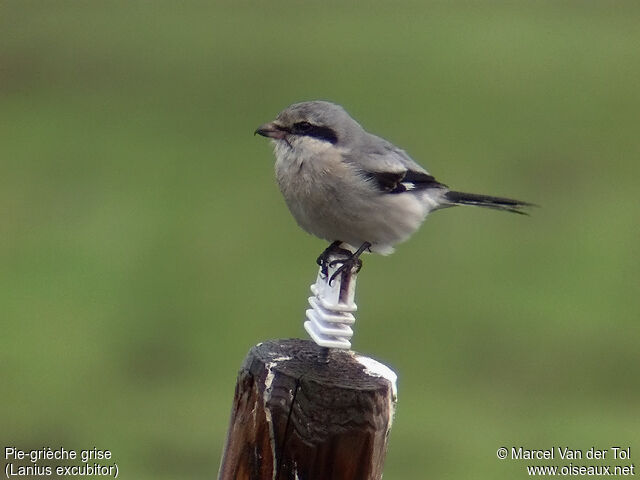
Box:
293;121;313;134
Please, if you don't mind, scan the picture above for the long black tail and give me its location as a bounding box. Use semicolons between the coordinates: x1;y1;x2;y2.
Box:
444;191;532;215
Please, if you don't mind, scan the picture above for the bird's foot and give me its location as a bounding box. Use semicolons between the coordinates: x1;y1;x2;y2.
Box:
317;241;353;277
328;256;363;285
327;241;372;286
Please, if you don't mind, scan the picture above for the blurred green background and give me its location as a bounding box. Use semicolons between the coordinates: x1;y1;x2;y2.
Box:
2;1;639;479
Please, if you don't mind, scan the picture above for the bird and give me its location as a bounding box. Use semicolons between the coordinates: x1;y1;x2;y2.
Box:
255;100;531;282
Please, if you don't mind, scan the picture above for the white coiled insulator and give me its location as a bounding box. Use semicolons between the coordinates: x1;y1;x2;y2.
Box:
304;255;359;349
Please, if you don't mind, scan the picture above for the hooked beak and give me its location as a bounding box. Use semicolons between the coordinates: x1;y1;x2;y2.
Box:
254;121;288;140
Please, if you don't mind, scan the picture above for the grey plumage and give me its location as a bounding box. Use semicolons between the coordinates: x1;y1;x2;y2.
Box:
255;100;530;255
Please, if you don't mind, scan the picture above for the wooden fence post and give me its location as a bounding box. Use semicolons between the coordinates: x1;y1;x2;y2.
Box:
218;338;397;480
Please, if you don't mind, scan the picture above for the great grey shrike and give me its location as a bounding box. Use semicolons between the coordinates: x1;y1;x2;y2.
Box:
255;101;530;280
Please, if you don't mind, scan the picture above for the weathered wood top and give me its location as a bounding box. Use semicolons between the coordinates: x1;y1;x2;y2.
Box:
219;339;397;480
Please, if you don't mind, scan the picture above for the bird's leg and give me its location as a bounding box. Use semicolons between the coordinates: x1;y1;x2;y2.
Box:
328;241;372;285
317;241;352;277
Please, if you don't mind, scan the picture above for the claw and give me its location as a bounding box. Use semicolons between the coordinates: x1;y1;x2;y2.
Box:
317;241;351;277
329;257;363;285
324;241;372;286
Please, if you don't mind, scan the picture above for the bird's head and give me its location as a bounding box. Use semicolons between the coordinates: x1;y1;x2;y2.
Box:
255;101;363;150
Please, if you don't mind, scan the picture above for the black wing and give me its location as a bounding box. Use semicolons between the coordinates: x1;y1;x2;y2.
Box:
343;134;446;194
362;169;447;194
